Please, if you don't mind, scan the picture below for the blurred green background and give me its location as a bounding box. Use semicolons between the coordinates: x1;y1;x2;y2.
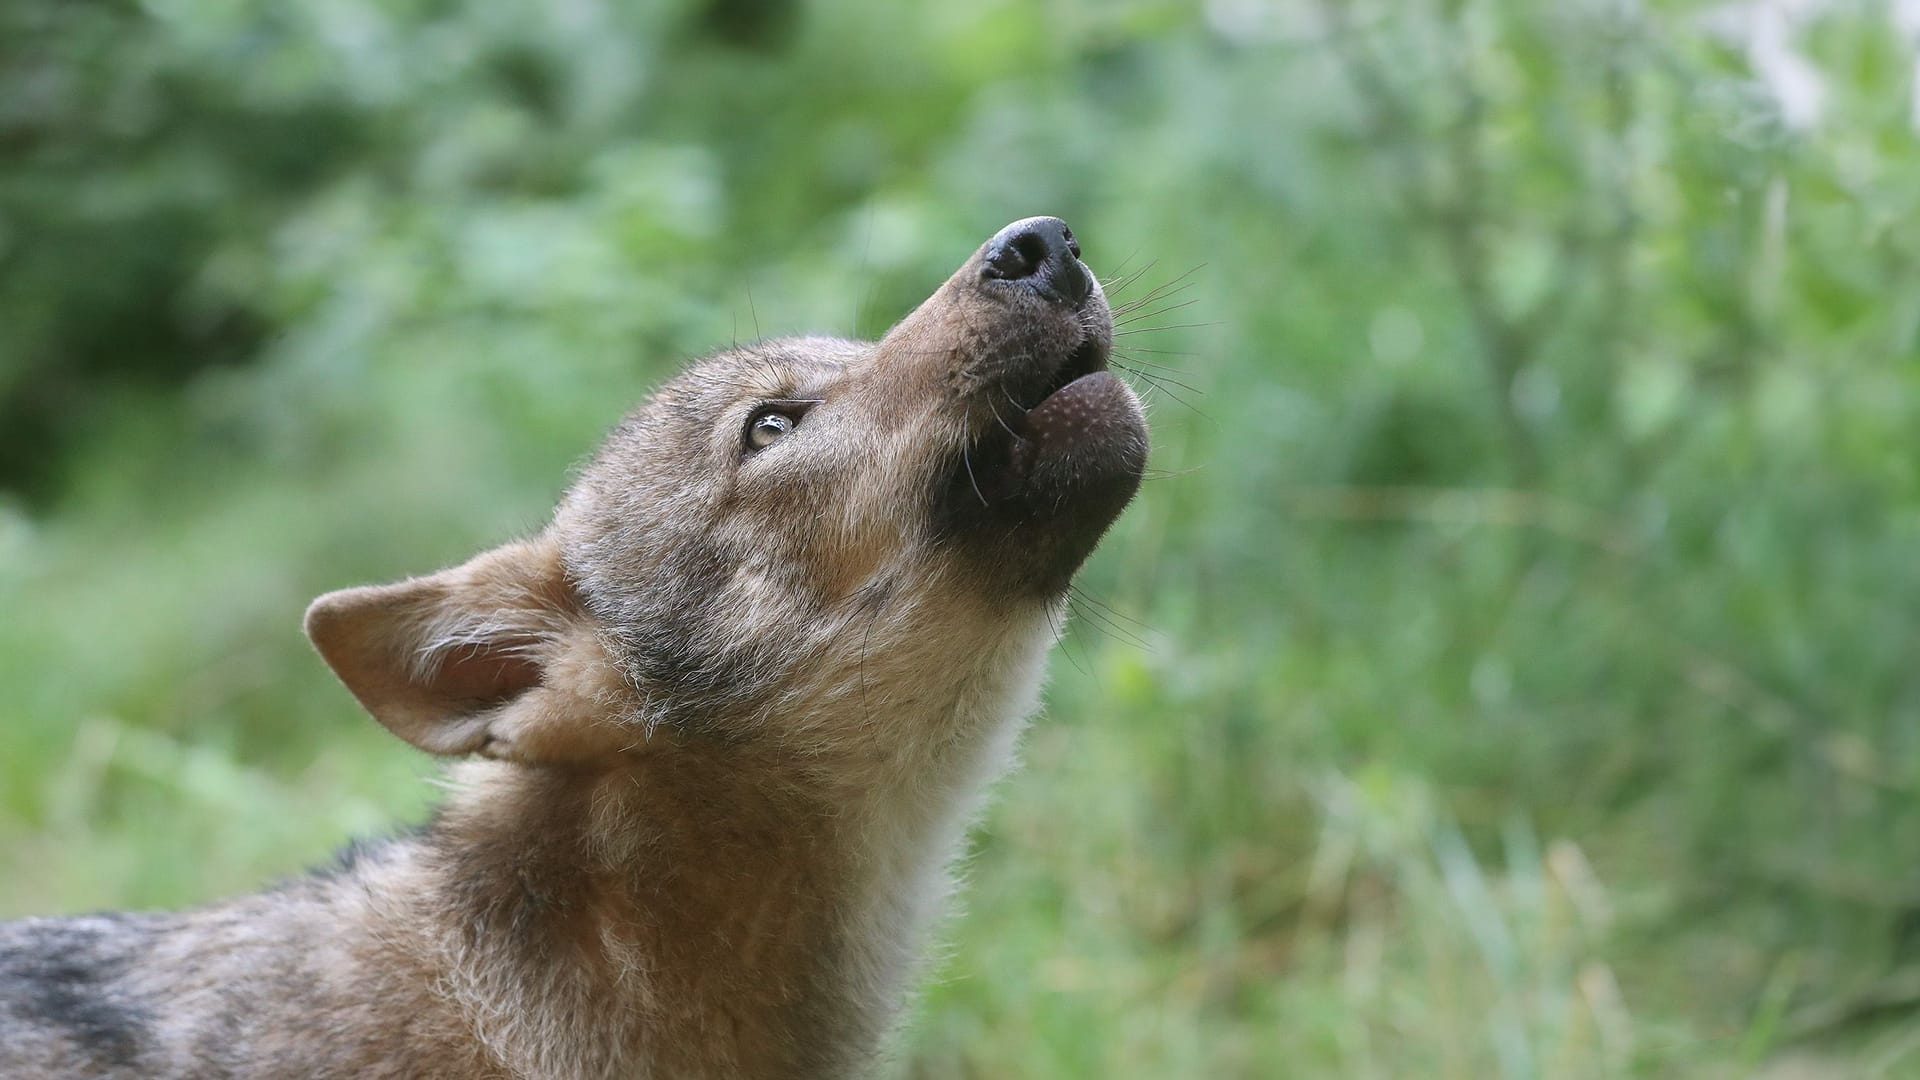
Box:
4;0;1919;1075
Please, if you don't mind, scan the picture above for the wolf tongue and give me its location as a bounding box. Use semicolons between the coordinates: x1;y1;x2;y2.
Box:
1022;371;1131;452
1009;368;1145;533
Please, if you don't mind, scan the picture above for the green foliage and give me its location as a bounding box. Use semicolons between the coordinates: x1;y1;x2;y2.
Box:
5;0;1919;1074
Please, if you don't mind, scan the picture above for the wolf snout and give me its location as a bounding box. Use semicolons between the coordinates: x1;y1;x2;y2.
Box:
979;216;1091;308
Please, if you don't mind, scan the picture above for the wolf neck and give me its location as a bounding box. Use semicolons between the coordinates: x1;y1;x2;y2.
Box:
405;622;1053;1077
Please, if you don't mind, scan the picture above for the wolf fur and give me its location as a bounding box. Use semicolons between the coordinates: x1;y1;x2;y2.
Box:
0;217;1146;1079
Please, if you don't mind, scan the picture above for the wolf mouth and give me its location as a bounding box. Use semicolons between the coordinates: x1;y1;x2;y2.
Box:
1023;336;1109;413
969;326;1138;508
1006;333;1112;440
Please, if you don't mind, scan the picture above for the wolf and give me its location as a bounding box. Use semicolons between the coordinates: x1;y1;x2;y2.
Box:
0;216;1147;1078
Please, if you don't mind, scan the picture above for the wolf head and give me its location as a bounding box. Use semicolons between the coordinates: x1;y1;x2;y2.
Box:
304;217;1147;763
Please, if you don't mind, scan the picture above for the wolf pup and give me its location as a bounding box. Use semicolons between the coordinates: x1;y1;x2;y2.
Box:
0;217;1146;1079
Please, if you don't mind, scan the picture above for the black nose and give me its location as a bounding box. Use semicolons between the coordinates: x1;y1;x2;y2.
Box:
981;216;1090;307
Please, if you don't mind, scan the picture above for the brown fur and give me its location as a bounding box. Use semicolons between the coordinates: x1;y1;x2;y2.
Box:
0;218;1146;1078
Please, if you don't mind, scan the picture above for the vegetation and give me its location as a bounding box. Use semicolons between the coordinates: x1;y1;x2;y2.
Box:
4;0;1918;1074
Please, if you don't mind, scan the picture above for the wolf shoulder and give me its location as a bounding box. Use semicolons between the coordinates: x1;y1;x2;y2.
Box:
0;911;175;1077
0;874;483;1080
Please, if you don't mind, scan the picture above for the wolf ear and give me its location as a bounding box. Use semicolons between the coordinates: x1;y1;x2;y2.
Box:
304;535;577;758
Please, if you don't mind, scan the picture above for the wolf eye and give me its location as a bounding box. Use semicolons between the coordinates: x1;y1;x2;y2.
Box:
745;408;797;451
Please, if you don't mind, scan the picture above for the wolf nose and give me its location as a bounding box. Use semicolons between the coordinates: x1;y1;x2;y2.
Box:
981;216;1091;307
